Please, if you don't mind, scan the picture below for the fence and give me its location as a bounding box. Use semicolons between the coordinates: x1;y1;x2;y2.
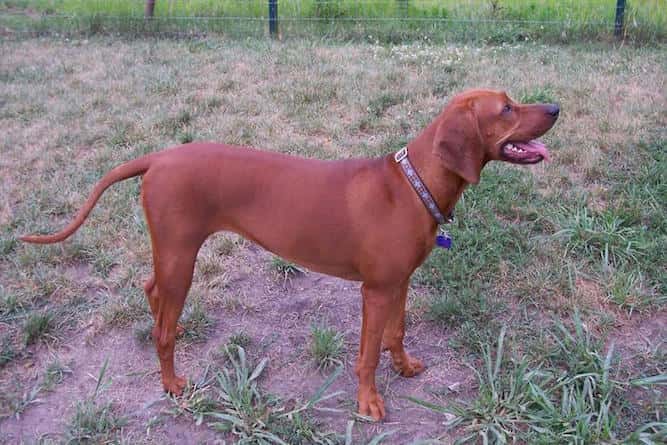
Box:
1;1;665;42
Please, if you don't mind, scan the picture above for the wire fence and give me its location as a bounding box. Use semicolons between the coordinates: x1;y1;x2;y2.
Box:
1;1;665;42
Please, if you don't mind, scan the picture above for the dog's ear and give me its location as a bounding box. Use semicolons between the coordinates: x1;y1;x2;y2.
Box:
432;105;485;184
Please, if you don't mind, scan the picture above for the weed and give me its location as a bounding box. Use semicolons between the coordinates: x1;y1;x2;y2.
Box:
228;331;253;350
546;309;605;375
42;357;72;391
606;269;652;314
520;86;556;104
64;359;126;444
310;324;345;371
102;287;148;328
0;336;16;367
3;383;42;420
366;93;404;118
272;256;305;284
178;130;196;144
133;318;154;344
181;300;213;343
64;400;125;444
0;287;25;320
166;368;220;426
22;311;53;346
410;314;627;443
187;347;345;443
551;205;650;269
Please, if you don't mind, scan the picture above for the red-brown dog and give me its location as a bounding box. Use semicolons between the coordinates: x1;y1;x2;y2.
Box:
21;89;559;420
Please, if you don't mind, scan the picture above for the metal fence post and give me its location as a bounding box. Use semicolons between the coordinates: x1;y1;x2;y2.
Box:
144;0;156;18
614;0;626;38
269;0;278;38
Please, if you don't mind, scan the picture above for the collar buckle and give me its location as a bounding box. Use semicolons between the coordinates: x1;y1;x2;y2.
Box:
394;147;408;163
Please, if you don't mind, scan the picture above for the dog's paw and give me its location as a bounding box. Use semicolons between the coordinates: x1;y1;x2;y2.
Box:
163;375;187;396
357;387;386;421
393;354;425;377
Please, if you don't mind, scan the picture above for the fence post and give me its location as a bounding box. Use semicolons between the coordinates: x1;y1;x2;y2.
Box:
269;0;278;38
614;0;626;38
144;0;156;18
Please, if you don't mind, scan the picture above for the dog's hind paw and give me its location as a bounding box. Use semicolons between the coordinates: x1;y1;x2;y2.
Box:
393;354;425;377
163;375;187;396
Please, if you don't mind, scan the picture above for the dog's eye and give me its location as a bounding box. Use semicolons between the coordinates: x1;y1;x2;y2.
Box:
502;104;512;114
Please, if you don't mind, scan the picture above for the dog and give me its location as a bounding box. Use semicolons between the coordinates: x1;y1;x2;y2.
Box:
20;89;559;420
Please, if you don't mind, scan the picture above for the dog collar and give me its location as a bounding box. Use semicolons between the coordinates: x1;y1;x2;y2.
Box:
395;147;453;248
394;147;453;225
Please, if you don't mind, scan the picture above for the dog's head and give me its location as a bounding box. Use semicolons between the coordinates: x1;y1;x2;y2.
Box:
432;89;559;184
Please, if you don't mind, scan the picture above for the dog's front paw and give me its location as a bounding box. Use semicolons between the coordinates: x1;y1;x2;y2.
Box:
393;354;425;377
163;375;187;395
357;386;386;421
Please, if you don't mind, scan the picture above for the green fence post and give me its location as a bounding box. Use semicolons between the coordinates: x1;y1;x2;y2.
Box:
614;0;626;38
269;0;278;37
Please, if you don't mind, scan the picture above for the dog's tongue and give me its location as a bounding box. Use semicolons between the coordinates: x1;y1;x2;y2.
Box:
515;140;550;162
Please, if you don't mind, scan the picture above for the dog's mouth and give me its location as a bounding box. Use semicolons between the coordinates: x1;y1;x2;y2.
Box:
501;140;550;164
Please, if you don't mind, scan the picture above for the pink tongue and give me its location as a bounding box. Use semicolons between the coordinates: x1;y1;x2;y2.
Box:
515;140;550;162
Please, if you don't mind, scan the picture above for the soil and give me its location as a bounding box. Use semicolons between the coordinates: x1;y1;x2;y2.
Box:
0;243;472;444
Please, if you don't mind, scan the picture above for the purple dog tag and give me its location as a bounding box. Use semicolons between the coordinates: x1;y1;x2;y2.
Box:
436;233;452;249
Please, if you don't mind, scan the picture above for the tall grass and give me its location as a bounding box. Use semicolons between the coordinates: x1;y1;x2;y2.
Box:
409;315;667;444
2;0;665;42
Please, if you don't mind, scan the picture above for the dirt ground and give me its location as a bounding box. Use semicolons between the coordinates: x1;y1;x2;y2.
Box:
1;241;476;444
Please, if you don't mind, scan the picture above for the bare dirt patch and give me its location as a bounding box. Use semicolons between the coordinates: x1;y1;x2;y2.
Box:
1;243;468;443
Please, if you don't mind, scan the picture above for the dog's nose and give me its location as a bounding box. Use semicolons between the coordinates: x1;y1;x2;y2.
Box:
546;104;560;117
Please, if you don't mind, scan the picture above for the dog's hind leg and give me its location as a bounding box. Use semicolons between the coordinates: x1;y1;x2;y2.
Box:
144;274;185;337
148;235;204;395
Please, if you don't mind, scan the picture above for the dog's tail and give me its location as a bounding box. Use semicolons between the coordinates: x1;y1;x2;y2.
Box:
20;155;153;244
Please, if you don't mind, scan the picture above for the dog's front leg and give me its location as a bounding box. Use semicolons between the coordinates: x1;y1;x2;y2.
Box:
355;283;393;421
381;281;425;377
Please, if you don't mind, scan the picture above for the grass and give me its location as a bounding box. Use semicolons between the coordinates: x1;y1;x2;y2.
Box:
228;331;252;350
409;318;666;443
63;359;127;444
22;311;54;346
1;0;666;42
271;256;305;284
170;346;345;444
180;299;214;342
0;36;664;442
310;324;346;371
41;356;72;391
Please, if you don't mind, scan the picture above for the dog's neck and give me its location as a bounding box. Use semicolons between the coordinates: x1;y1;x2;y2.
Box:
406;120;468;222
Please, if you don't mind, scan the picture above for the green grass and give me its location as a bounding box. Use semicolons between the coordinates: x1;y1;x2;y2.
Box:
310;324;346;371
1;0;665;42
0;336;16;367
171;346;345;444
228;331;252;350
271;256;305;284
41;356;72;391
63;360;127;444
22;311;54;346
410;317;667;444
102;286;149;328
181;299;214;342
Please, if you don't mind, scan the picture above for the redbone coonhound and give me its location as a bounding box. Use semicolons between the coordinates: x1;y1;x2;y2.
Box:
21;89;559;420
